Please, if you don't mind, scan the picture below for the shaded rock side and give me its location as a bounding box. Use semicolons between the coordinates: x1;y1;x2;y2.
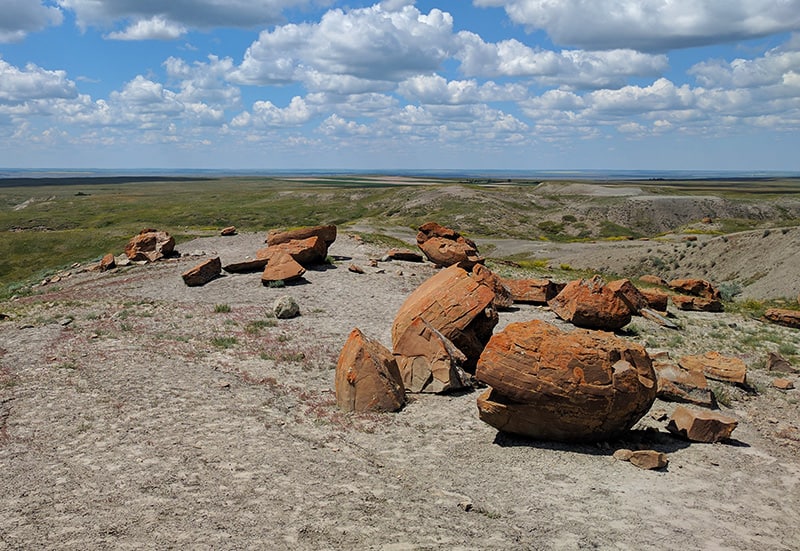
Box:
222;258;269;273
221;226;237;236
607;279;650;314
640;289;669;312
548;275;633;330
335;328;405;413
273;296;300;319
267;224;337;249
764;308;800;329
471;264;514;310
668;278;721;300
671;294;724;312
98;253;116;272
181;257;222;287
385;248;424;262
393;317;471;394
257;235;328;266
653;358;716;408
391;264;497;370
666;406;738;443
678;351;747;385
416;222;482;268
124;229;176;262
261;250;306;285
502;278;560;304
475;320;657;442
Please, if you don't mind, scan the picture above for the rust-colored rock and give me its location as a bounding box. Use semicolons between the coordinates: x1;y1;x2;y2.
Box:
668;278;721;300
98;253;116;272
653;357;716;408
335;328;405;413
260;250;305;285
124;229;175;262
640;275;667;286
640;289;669;312
764;308;800;329
386;248;423;262
348;264;365;274
607;279;650;314
773;378;795;390
475;320;657;442
416;222;482;268
267;224;337;248
671;294;724;312
629;450;668;470
391;264;497;370
222;258;269;273
679;351;747;385
471;264;513;310
221;226;237;236
257;235;328;266
548;275;633;330
181;257;221;287
393;317;471;394
667;406;738;443
502;278;559;304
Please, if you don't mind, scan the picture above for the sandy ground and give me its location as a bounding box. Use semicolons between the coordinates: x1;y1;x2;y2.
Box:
1;232;799;550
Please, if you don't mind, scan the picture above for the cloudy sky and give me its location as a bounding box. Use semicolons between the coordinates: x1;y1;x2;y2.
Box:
1;0;799;170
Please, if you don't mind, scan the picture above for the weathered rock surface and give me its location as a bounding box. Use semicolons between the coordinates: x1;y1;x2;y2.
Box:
628;450;669;470
273;296;300;319
393;317;471;393
475;320;657;442
640;289;669;312
181;257;221;287
667;406;738;443
671;294;724;312
267;224;337;249
773;378;795;390
385;248;423;262
653;357;716;408
261;250;306;285
416;222;482;268
391;264;497;370
335;328;405;413
767;352;798;373
222;258;269;273
471;264;513;310
679;351;747;385
548;275;633;330
98;253;116;272
640;275;667;286
221;226;237;236
668;278;721;299
764;308;800;329
257;235;328;266
124;229;176;262
607;279;650;314
502;278;560;304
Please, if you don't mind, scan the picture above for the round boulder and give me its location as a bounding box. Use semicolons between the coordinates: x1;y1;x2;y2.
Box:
273;296;300;319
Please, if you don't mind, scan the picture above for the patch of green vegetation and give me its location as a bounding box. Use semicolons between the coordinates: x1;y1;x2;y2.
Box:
245;319;277;334
214;303;232;313
598;221;639;239
211;336;238;349
358;232;413;249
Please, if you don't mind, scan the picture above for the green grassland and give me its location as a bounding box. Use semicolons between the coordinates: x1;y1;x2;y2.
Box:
2;175;800;297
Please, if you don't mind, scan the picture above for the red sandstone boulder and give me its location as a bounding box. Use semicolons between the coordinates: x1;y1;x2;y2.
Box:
257;235;328;266
607;279;650;314
471;264;513;310
678;351;747;385
220;226;237;236
222;258;269;273
261;250;305;285
475;320;657;442
98;253;116;272
668;278;721;300
671;294;724;312
502;278;560;304
640;289;669;312
393;317;471;393
653;356;716;408
335;328;405;413
391;264;497;370
416;222;482;268
124;229;175;262
548;275;633;330
764;308;800;329
386;248;424;262
667;406;738;443
640;275;667;286
267;224;337;249
182;257;222;287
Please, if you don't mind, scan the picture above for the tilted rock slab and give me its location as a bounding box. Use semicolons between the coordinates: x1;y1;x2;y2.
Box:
667;406;738;443
336;328;405;413
385;248;423;262
471;264;513;310
124;228;175;262
678;351;747;385
393;317;471;393
653;357;716;408
502;278;560;304
548;275;633;330
764;308;800;329
267;224;337;249
671;294;724;312
391;264;497;370
640;289;669;312
257;235;328;267
607;279;650;314
668;278;721;300
475;320;657;442
181;257;222;287
260;250;306;285
416;221;482;268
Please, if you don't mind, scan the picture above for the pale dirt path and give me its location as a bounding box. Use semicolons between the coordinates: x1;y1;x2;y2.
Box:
1;233;799;550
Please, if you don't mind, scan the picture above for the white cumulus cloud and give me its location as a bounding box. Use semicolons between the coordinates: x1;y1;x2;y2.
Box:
0;0;63;43
105;16;187;40
0;59;77;102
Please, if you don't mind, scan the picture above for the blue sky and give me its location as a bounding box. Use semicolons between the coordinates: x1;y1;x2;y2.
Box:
1;0;799;170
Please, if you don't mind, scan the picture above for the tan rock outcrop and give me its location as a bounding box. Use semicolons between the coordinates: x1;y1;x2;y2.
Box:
475;320;657;442
124;229;175;262
182;257;222;287
671;294;724;312
393;318;471;393
335;328;405;413
267;224;337;249
416;222;482;268
764;308;800;329
471;264;513;310
260;250;305;285
679;351;747;385
548;275;633;330
502;278;560;304
391;264;497;370
667;406;738;443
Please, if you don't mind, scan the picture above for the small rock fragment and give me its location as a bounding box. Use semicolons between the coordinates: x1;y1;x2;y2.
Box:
667;406;738;443
629;450;668;470
221;226;237;236
773;378;795;390
613;449;634;461
348;264;365;274
273;296;300;319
